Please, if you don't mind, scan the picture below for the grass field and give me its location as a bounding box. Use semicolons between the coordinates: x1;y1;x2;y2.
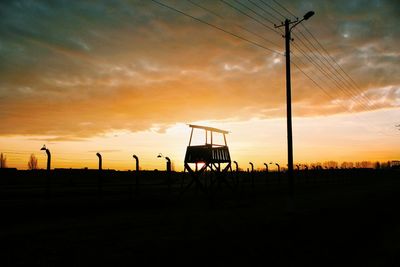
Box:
0;169;399;266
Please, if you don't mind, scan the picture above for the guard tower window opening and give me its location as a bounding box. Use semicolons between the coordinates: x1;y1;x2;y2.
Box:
188;127;228;147
188;128;207;146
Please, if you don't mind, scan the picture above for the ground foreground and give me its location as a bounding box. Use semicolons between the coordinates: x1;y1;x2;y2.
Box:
0;169;399;266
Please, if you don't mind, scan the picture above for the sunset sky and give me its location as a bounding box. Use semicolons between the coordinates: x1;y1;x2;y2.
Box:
0;0;399;171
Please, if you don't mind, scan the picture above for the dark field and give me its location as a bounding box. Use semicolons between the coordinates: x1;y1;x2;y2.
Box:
1;169;400;266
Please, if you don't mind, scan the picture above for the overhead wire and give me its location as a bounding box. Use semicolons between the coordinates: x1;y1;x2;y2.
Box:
270;2;397;136
231;0;276;25
290;51;335;96
248;0;282;22
187;0;224;19
272;0;297;19
292;30;377;112
153;0;358;115
226;1;395;135
186;0;282;49
300;23;379;105
260;0;287;19
265;0;380;112
254;1;379;113
291;38;376;113
151;0;283;55
219;0;281;34
153;0;386;118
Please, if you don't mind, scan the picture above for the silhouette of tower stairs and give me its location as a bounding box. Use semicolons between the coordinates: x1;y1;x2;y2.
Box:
183;124;232;194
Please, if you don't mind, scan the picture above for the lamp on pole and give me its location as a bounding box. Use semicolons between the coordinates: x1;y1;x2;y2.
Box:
274;11;315;200
132;154;139;172
96;152;102;170
157;153;171;172
233;161;239;172
158;153;172;192
40;145;51;171
269;162;280;173
249;162;254;172
264;163;268;172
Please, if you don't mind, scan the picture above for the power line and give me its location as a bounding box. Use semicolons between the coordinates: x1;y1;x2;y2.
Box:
291;41;376;113
269;0;382;113
290;55;397;137
268;0;373;110
268;0;379;109
184;0;339;105
292;41;339;84
219;0;281;35
290;51;338;95
291;60;339;105
291;51;357;111
266;1;378;112
272;0;297;19
231;0;276;25
186;0;282;49
233;0;377;113
293;30;372;102
156;0;373;114
152;1;349;115
300;24;379;106
248;0;282;22
264;2;396;136
187;0;224;19
151;0;395;137
151;0;283;55
236;1;358;105
186;0;348;108
260;0;287;19
292;32;376;113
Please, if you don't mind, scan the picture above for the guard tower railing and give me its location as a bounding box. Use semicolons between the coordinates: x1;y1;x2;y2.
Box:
185;144;231;164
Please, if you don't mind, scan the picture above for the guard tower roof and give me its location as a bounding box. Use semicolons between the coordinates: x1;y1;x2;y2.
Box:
188;124;229;134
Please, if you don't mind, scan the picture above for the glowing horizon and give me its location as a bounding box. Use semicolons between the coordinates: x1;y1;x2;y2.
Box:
1;109;399;171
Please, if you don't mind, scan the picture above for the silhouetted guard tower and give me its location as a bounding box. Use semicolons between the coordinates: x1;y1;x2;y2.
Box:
183;124;232;193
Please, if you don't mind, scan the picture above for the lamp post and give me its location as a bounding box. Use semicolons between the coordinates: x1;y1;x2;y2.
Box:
132;154;140;195
132;154;139;172
274;11;315;200
249;162;254;172
269;162;280;173
232;160;239;186
96;152;102;170
158;153;172;192
275;163;280;173
233;161;239;172
157;153;171;172
263;163;269;186
249;162;255;188
40;145;51;171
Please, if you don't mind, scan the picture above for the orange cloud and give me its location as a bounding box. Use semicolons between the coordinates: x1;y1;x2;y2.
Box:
0;0;399;140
